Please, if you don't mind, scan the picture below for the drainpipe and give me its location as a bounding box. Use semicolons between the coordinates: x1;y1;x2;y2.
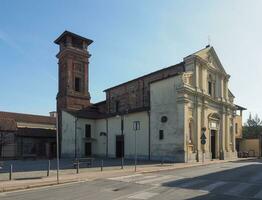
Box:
148;110;151;160
106;118;108;157
74;117;79;159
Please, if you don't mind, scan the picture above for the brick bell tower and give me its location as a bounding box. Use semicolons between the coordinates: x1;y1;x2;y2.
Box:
55;31;93;156
55;31;93;112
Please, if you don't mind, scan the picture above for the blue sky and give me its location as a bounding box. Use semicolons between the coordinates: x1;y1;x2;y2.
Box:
0;0;261;121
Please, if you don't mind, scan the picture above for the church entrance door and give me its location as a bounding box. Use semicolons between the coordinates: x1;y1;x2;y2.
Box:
116;135;124;158
211;130;216;159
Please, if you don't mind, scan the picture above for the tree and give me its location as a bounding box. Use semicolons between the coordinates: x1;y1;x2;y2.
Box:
243;113;262;139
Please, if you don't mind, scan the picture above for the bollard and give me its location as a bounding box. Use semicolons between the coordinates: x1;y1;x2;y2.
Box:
76;160;79;174
121;157;124;169
47;160;51;177
101;160;103;172
9;164;13;180
161;157;164;165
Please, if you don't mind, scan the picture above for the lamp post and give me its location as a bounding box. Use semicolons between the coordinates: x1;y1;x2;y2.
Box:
56;114;60;184
133;121;140;172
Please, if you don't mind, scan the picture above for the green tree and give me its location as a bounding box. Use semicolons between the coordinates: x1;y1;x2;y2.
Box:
243;113;262;139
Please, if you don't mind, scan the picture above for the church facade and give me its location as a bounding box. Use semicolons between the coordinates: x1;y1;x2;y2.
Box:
56;31;242;162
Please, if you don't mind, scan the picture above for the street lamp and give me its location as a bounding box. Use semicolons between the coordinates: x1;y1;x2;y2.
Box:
56;114;60;184
133;121;140;172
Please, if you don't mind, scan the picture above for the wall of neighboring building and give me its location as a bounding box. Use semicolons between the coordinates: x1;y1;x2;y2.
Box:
0;132;16;159
235;115;243;139
239;139;260;157
150;76;185;162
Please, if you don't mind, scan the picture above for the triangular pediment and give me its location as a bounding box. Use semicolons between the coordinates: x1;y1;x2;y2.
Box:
193;46;227;75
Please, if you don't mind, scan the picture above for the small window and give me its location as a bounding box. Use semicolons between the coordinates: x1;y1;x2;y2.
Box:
161;116;168;123
235;123;238;134
75;77;81;92
208;81;212;95
159;130;164;140
85;124;91;138
115;101;119;113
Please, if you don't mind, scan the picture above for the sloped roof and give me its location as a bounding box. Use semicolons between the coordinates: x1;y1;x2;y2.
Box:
54;30;93;45
66;106;107;119
16;128;56;138
0;111;56;125
0;118;17;131
104;62;185;91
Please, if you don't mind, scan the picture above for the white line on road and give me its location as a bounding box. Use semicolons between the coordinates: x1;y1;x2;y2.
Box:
254;189;262;199
179;179;206;188
224;182;251;196
128;192;159;199
136;175;173;184
109;174;143;181
200;181;226;192
250;172;262;182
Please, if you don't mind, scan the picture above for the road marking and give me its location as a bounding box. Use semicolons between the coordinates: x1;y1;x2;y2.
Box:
109;174;142;181
128;192;158;199
200;181;226;192
152;176;185;186
254;189;262;199
250;172;262;182
109;175;158;183
179;179;206;188
136;175;173;184
224;182;251;196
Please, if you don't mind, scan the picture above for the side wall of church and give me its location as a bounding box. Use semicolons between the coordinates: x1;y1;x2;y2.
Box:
150;76;186;162
105;64;185;114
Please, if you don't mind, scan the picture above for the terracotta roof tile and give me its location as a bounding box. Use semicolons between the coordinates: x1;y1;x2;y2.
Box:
0;111;56;125
0;118;17;131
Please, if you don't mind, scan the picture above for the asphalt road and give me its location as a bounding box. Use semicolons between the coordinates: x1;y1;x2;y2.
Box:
1;160;262;200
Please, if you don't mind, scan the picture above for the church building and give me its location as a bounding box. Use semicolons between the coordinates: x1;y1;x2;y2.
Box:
56;31;243;162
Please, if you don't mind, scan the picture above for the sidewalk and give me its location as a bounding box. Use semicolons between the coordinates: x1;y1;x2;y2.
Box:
0;157;257;193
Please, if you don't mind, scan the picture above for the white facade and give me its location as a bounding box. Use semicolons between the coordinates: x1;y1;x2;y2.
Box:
61;46;238;162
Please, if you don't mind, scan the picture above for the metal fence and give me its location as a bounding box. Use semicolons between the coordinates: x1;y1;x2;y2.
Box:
0;158;163;182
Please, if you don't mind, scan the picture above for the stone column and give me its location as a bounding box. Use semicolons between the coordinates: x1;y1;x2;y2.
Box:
194;100;202;162
225;112;229;152
219;110;225;159
232;114;236;152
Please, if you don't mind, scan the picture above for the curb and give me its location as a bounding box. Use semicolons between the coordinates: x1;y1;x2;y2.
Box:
0;157;257;193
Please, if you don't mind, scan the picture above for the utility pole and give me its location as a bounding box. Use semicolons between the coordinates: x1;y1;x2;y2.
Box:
56;114;60;184
133;121;140;172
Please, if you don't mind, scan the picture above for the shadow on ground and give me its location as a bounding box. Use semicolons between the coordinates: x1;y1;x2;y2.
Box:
162;160;262;200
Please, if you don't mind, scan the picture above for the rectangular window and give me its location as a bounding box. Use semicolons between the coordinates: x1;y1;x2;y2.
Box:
75;77;81;92
115;101;119;113
208;81;212;95
159;130;164;140
85;124;91;138
235;123;238;134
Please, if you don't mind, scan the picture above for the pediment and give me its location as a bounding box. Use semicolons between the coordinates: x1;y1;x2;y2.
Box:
194;47;227;75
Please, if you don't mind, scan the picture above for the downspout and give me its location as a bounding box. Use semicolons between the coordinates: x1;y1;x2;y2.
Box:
106;118;108;158
74;117;78;159
148;110;151;160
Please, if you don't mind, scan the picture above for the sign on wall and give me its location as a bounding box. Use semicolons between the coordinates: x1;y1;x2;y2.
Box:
133;121;140;131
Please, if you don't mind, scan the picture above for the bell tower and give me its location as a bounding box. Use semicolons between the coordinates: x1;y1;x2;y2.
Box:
55;31;93;112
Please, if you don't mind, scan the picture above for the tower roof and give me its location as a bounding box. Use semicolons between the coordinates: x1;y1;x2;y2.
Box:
54;30;93;45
